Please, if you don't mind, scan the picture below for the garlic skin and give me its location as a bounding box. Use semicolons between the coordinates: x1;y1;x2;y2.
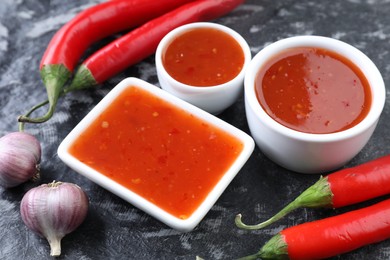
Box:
0;132;41;188
20;181;89;256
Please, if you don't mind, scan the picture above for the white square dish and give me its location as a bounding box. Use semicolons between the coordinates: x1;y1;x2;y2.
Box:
57;77;254;232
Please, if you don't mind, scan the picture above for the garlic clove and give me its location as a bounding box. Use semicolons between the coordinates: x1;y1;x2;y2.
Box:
0;132;41;188
20;181;89;256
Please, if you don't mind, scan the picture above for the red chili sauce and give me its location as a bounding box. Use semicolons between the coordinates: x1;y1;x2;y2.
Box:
68;86;244;219
163;27;244;87
255;47;372;134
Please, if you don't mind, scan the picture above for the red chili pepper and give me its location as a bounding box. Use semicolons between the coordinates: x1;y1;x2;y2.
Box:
18;0;195;124
65;0;244;92
239;198;390;260
236;154;390;230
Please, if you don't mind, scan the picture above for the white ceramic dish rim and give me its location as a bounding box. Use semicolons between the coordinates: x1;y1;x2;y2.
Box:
155;22;252;93
245;35;386;143
57;77;254;232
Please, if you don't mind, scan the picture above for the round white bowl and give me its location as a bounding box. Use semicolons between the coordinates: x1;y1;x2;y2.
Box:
245;35;386;174
156;22;252;115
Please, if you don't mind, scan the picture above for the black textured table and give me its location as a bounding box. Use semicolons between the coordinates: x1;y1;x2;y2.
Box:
1;1;390;259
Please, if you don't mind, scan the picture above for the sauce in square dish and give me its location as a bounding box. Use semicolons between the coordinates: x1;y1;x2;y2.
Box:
58;78;254;231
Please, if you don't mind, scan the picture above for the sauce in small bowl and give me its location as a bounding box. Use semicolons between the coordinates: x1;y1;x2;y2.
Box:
156;22;251;115
58;77;254;231
163;27;244;87
245;36;385;174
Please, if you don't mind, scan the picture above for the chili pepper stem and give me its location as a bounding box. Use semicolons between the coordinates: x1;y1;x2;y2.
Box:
238;234;288;260
18;99;50;132
237;254;258;260
18;66;96;131
235;176;333;230
17;87;73;132
17;66;93;131
65;65;98;93
17;64;71;124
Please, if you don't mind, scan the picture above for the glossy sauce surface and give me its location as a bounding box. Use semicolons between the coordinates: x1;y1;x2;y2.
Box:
255;47;372;134
163;27;244;87
69;86;244;219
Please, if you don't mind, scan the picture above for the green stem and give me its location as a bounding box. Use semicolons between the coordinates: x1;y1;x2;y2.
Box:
18;99;50;132
17;65;97;130
237;234;288;260
65;64;97;92
17;85;75;132
18;64;71;124
235;176;332;230
237;254;259;260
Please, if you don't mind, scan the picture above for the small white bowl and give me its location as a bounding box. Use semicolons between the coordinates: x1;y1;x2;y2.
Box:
245;36;386;174
156;22;251;115
58;77;254;231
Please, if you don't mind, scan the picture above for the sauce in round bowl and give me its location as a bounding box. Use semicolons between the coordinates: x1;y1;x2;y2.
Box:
244;36;385;173
255;47;372;134
163;27;245;87
156;22;251;115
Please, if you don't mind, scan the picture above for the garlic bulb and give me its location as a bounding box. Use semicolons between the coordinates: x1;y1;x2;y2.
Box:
20;181;89;256
0;132;41;188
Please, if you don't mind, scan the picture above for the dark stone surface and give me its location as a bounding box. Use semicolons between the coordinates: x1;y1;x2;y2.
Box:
1;0;389;259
